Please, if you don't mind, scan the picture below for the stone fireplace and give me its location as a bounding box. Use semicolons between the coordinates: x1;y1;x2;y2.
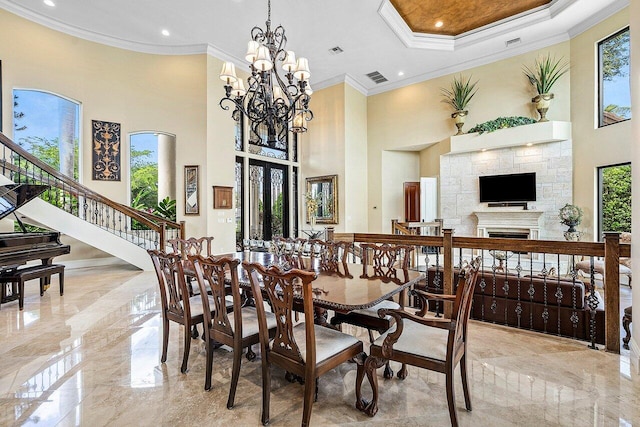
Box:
438;121;572;240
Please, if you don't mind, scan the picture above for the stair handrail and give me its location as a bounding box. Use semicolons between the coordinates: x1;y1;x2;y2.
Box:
0;131;183;248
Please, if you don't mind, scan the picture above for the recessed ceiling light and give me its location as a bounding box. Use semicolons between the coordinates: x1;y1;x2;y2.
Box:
161;29;170;37
435;21;443;28
481;148;487;152
398;71;404;76
44;0;55;7
526;143;533;146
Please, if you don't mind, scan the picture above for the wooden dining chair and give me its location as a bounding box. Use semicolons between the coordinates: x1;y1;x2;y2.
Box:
242;261;365;427
148;249;216;373
168;236;215;285
356;259;481;427
189;255;277;407
308;239;352;277
330;243;414;378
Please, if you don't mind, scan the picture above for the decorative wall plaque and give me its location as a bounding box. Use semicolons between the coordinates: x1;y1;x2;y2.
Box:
92;120;121;181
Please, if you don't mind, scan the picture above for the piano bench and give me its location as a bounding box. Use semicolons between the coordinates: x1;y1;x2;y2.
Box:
0;264;65;310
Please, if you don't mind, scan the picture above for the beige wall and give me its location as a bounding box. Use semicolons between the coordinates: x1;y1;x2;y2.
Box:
367;42;571;231
205;55;238;252
303;83;346;230
570;10;632;241
343;84;369;232
0;10;242;253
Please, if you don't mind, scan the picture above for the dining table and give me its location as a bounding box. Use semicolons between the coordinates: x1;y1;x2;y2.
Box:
229;250;425;326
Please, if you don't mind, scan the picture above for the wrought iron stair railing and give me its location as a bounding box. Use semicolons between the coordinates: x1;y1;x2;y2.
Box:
0;132;184;250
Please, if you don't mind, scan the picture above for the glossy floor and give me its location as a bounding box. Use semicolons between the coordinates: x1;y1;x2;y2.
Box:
0;264;638;426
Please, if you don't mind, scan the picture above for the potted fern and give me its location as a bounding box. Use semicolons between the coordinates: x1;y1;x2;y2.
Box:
441;74;478;135
523;54;569;122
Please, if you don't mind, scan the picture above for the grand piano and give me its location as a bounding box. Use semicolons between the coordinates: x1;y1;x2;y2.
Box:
0;183;70;273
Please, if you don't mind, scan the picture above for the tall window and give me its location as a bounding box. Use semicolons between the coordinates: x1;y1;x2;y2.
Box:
598;27;631;127
130;133;159;210
598;163;631;238
13;89;80;179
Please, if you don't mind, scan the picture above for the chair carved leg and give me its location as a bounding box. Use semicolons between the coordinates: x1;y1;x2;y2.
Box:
261;363;271;426
460;354;472;411
302;375;316;427
205;340;214;391
161;316;169;363
397;363;408;380
383;362;394;379
246;345;257;361
354;352;366;409
181;325;191;373
446;364;458;427
356;355;386;417
623;312;632;350
227;348;242;408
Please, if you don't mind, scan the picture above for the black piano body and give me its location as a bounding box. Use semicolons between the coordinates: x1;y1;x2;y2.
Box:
0;184;71;304
0;231;71;270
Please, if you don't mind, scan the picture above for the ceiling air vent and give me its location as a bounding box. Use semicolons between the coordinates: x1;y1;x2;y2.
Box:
328;46;344;55
366;71;388;84
505;37;521;47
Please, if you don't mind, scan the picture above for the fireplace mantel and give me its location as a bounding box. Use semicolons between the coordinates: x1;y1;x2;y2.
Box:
473;209;544;239
449;121;571;154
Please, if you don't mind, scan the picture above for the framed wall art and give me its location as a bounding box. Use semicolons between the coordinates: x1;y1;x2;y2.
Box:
92;120;121;180
213;186;233;209
184;165;199;215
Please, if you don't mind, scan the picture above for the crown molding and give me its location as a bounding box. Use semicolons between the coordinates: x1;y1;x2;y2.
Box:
367;32;570;96
378;0;577;52
0;1;208;55
313;74;370;96
567;0;629;37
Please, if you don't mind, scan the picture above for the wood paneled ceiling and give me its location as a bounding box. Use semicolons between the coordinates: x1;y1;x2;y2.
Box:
390;0;552;36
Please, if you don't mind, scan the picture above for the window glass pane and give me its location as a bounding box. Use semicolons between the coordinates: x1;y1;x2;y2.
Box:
130;133;158;211
599;163;631;235
599;28;631;127
13;89;80;179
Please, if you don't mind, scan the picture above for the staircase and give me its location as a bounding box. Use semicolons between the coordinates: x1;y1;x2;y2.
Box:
0;132;184;271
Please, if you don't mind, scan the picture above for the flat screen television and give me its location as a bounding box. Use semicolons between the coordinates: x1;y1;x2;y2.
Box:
479;172;536;203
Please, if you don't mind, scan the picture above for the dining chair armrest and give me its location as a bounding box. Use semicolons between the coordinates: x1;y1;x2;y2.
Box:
379;307;454;330
414;289;456;301
377;307;454;357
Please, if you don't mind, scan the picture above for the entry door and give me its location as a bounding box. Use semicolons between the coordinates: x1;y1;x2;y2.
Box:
248;160;289;241
404;182;420;222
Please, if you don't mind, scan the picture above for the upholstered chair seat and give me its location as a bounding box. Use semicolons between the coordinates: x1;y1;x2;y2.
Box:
288;323;362;363
373;317;449;361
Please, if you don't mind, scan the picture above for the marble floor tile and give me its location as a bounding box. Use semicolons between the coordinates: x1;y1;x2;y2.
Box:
0;264;638;426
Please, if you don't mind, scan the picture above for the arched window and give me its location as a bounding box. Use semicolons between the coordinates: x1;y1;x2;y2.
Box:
12;89;81;179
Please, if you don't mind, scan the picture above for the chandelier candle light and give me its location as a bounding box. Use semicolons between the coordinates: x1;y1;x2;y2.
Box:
219;0;313;146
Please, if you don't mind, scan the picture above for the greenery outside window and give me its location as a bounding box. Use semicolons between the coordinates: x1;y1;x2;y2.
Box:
598;163;631;238
598;27;631;127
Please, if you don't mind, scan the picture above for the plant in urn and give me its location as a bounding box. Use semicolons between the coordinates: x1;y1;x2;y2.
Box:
441;74;478;135
523;54;569;122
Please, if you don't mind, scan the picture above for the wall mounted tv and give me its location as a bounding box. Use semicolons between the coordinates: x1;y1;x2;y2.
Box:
479;172;536;203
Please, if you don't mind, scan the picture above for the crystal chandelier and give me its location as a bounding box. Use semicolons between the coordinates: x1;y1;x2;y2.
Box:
219;0;313;147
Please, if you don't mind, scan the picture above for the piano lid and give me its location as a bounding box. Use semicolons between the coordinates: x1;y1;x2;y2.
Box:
0;184;49;221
